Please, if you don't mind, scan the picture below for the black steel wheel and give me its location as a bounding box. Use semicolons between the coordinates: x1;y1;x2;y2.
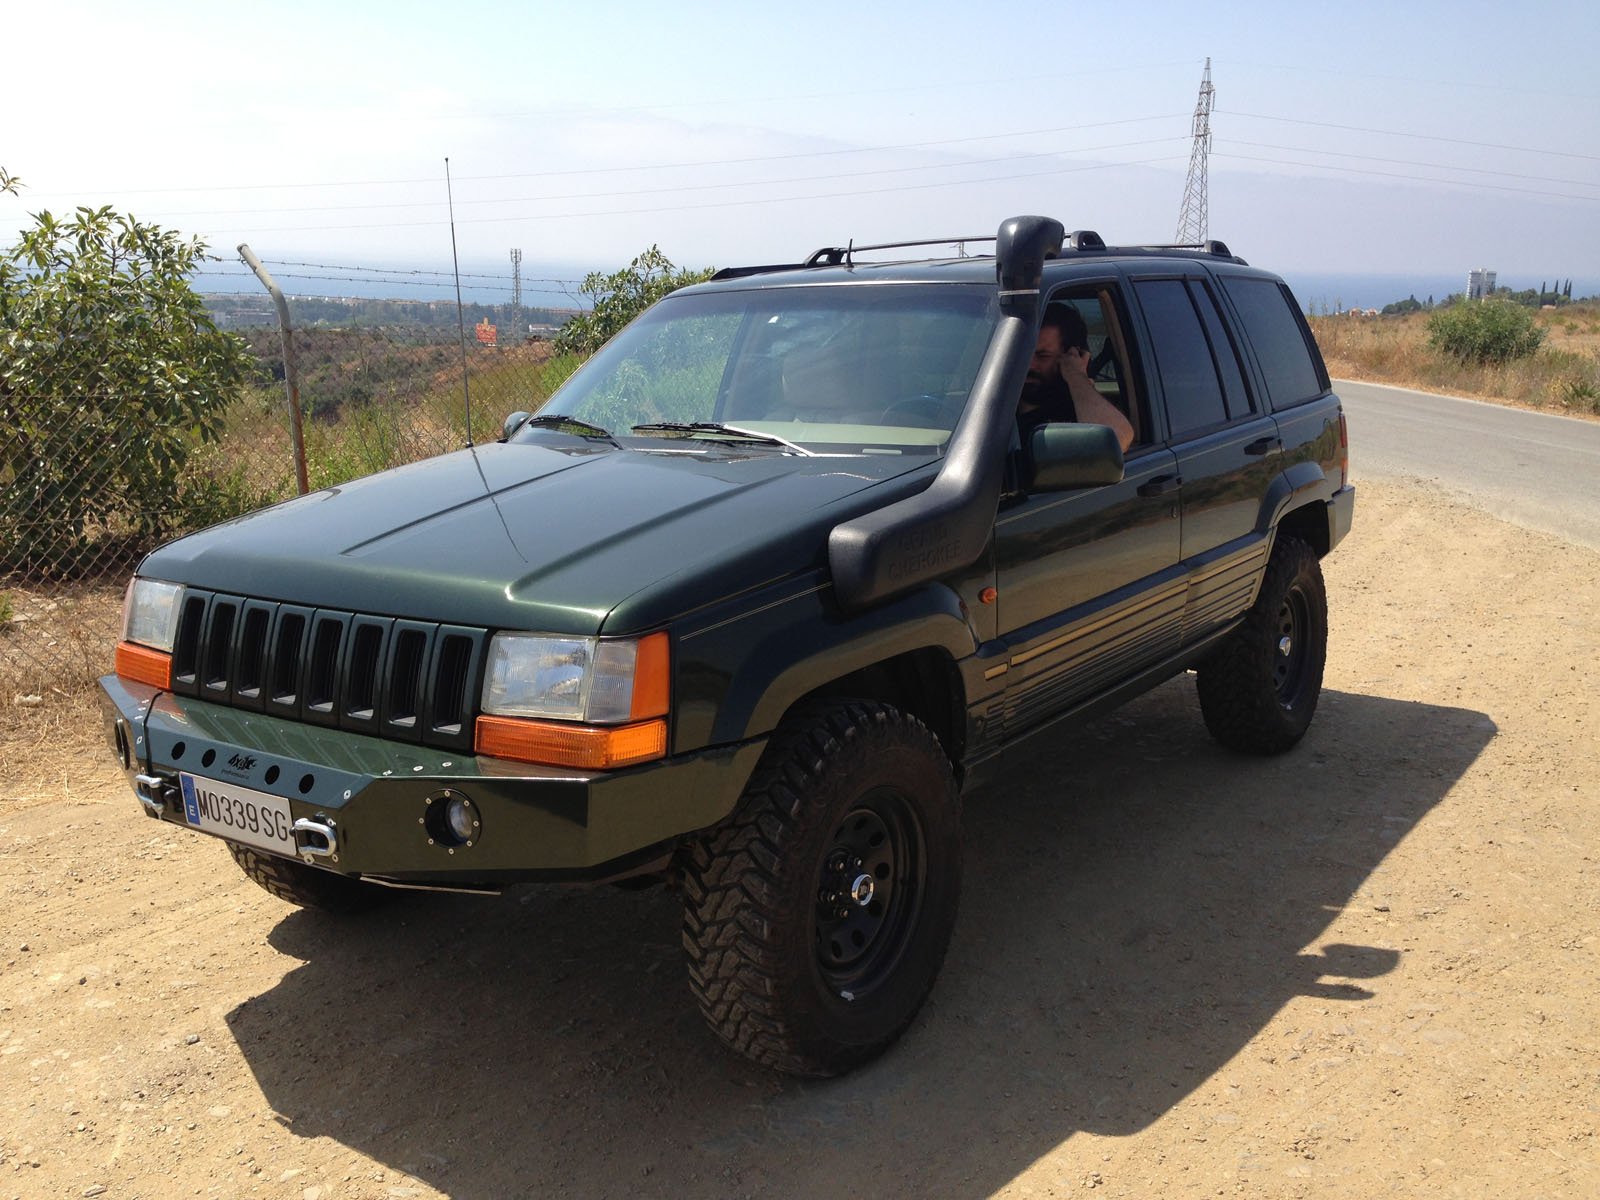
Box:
1196;534;1328;755
681;699;962;1076
814;793;926;997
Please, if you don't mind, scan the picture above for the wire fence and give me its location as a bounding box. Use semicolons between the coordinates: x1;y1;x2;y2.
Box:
2;290;580;711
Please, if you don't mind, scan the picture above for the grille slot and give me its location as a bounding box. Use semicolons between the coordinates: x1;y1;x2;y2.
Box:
426;628;484;741
170;590;211;693
303;612;349;725
383;623;434;741
340;618;390;730
265;607;312;718
233;602;274;709
202;597;240;699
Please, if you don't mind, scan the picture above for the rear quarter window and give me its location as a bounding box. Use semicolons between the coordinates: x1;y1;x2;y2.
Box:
1220;277;1329;409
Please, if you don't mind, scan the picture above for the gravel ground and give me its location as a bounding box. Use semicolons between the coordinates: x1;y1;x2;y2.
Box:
2;478;1597;1199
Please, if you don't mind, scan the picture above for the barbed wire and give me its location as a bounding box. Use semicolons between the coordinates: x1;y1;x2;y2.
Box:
260;259;585;286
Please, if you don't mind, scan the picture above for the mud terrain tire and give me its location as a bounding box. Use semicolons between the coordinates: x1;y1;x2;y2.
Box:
681;699;962;1076
227;843;391;914
1196;534;1328;754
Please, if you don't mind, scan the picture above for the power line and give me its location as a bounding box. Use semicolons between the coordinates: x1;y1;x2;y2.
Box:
1214;151;1599;201
141;137;1187;221
1226;140;1600;190
16;115;1189;199
188;154;1190;238
1220;110;1600;163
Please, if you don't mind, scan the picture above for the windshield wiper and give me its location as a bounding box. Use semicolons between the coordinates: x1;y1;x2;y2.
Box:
521;413;619;445
629;421;815;456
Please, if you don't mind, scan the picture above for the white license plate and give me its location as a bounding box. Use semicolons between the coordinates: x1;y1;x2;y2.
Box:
179;773;297;857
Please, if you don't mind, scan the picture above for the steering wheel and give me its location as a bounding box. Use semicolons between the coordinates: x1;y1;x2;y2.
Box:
879;394;960;428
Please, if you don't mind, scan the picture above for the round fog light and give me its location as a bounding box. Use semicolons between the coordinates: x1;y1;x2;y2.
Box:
446;796;476;843
423;789;479;848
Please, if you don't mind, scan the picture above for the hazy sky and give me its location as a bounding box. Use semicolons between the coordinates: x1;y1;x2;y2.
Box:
4;0;1596;302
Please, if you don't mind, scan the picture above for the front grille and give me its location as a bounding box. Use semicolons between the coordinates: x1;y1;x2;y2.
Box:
168;590;486;752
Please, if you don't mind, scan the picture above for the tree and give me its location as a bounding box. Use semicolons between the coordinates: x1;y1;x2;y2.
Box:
553;247;714;358
1;181;252;575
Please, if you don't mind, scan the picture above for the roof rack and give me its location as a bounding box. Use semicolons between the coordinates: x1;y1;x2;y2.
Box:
1136;239;1238;259
707;225;1243;283
803;235;995;268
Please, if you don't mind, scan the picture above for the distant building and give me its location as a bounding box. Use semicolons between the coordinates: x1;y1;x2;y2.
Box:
1468;268;1497;300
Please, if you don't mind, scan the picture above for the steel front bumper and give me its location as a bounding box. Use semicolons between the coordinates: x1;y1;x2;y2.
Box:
99;675;764;886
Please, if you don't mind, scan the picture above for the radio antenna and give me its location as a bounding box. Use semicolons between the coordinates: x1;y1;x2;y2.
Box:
445;156;474;447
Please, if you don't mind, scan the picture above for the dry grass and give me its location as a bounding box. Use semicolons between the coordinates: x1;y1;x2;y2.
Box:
0;676;115;808
1311;304;1600;418
1;582;123;704
1;582;122;806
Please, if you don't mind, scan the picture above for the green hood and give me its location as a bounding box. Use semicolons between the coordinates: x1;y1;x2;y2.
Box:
142;437;936;635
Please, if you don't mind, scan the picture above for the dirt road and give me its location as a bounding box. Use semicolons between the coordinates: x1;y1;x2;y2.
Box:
3;478;1597;1199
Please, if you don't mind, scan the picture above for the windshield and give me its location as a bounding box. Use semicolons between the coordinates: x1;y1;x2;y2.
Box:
533;283;999;454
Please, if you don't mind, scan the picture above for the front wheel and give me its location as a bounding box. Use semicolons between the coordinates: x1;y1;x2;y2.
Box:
681;700;962;1076
227;842;391;914
1196;534;1328;754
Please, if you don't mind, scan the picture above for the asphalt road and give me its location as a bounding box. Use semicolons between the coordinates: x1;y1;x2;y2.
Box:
1336;379;1600;551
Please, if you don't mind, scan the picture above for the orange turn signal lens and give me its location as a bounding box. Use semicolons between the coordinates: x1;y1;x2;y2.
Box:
115;641;172;690
629;631;670;720
474;715;668;770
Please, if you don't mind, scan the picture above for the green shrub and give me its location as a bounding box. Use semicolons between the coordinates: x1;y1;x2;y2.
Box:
1;202;250;575
553;248;714;358
0;591;12;628
1427;301;1545;365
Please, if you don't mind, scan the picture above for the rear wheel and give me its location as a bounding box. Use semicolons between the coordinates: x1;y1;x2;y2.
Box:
1196;534;1328;754
226;843;391;914
681;699;962;1076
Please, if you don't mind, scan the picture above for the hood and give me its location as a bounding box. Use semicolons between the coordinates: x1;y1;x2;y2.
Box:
142;436;935;634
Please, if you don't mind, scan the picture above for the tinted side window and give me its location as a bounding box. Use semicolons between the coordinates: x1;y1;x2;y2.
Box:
1134;279;1227;436
1221;278;1327;409
1188;280;1252;419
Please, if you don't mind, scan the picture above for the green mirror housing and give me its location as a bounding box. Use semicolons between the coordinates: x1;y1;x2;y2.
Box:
1026;423;1126;492
501;411;532;441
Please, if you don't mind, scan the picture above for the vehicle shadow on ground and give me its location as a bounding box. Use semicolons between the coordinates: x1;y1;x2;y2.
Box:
226;681;1494;1199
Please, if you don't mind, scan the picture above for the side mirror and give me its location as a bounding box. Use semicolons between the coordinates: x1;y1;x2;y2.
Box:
501;410;532;441
1025;423;1125;492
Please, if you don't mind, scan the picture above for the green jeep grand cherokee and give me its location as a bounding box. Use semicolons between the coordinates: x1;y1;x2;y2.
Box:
101;216;1354;1076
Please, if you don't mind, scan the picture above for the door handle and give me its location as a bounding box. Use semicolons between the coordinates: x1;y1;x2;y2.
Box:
1137;473;1181;497
1244;436;1280;456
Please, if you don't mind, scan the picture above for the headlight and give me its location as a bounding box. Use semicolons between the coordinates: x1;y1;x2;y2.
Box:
122;578;184;652
481;631;668;723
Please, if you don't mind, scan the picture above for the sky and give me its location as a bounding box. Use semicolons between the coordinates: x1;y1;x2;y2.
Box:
4;0;1597;308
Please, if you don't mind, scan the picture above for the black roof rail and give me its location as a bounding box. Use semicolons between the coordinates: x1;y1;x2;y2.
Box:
708;263;809;281
803;235;995;267
1066;229;1105;250
1131;239;1241;261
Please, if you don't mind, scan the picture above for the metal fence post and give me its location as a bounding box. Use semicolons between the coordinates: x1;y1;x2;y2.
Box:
237;244;310;495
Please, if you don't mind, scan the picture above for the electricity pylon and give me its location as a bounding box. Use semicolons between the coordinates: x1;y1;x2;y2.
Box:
1175;58;1214;245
